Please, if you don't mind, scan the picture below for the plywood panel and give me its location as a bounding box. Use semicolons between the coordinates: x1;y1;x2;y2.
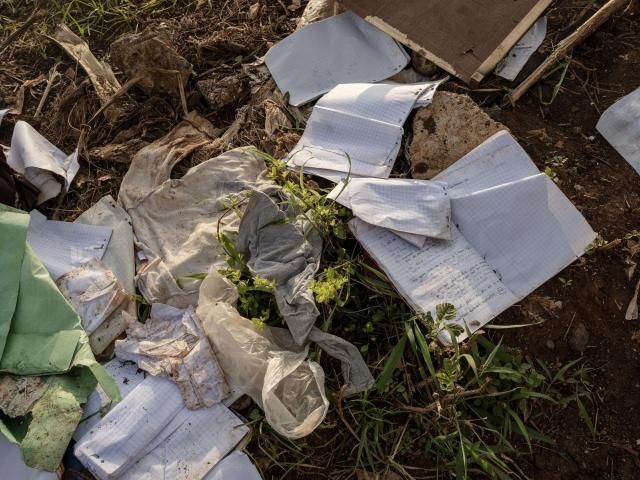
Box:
339;0;552;84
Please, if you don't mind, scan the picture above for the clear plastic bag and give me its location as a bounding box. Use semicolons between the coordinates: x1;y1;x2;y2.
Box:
196;270;328;439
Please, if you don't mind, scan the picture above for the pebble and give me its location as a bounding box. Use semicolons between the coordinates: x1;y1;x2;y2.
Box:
569;322;590;352
546;339;555;350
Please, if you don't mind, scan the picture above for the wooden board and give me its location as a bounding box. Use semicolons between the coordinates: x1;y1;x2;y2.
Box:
339;0;552;84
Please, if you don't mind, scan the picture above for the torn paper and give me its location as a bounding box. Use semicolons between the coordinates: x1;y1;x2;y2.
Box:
596;86;640;175
74;375;248;480
329;178;451;244
56;258;129;334
27;210;112;280
495;17;547;81
115;304;230;409
118;115;274;308
287;81;442;181
6;121;79;205
0;375;50;418
75;195;136;354
351;132;596;343
265;11;409;106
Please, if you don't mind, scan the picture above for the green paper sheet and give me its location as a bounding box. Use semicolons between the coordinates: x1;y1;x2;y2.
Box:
0;204;120;471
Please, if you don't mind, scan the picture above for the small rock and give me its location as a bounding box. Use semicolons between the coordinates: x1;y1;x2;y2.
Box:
568;322;590;352
410;91;508;178
546;339;555;350
197;75;248;111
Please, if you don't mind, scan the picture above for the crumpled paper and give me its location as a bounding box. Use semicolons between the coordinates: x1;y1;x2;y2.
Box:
115;304;230;409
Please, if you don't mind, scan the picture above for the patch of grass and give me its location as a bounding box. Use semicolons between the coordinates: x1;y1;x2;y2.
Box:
1;0;199;54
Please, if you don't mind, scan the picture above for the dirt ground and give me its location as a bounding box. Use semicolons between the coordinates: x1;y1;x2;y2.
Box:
1;0;640;479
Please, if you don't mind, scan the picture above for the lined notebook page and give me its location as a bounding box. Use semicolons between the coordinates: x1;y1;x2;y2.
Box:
317;83;439;126
451;174;582;299
75;376;185;479
350;218;517;342
120;403;248;480
433;130;539;197
341;178;451;240
288;82;441;180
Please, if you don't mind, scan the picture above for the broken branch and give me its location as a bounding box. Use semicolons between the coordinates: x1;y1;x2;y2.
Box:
508;0;630;104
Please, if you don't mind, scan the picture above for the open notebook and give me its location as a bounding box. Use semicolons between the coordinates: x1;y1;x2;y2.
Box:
287;81;442;182
74;375;248;480
350;131;596;343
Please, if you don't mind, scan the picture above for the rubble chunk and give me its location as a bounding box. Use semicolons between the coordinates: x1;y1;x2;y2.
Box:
410;91;507;179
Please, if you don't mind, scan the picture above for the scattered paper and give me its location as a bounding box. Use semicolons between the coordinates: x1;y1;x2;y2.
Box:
27;210;112;280
0;204;120;471
351;132;596;343
56;258;129;334
287;81;442;181
6;121;79;205
115;304;230;409
596;86;640;175
74;195;136;354
204;451;261;480
495;17;547;81
265;11;409;106
75;375;248;480
329;178;451;244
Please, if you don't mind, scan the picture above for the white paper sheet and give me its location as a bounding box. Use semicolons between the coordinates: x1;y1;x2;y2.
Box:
351;132;596;343
265;11;409;106
0;434;59;480
27;210;112;279
204;451;261;480
6;121;80;205
329;178;451;241
287;81;442;180
495;17;547;81
596;86;640;175
75;375;248;480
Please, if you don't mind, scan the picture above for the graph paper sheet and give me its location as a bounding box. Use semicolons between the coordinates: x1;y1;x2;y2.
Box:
351;132;596;343
287;81;442;181
329;178;451;246
264;11;409;106
74;375;248;480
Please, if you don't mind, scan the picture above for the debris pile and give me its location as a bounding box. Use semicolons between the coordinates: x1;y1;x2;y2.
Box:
0;1;637;478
